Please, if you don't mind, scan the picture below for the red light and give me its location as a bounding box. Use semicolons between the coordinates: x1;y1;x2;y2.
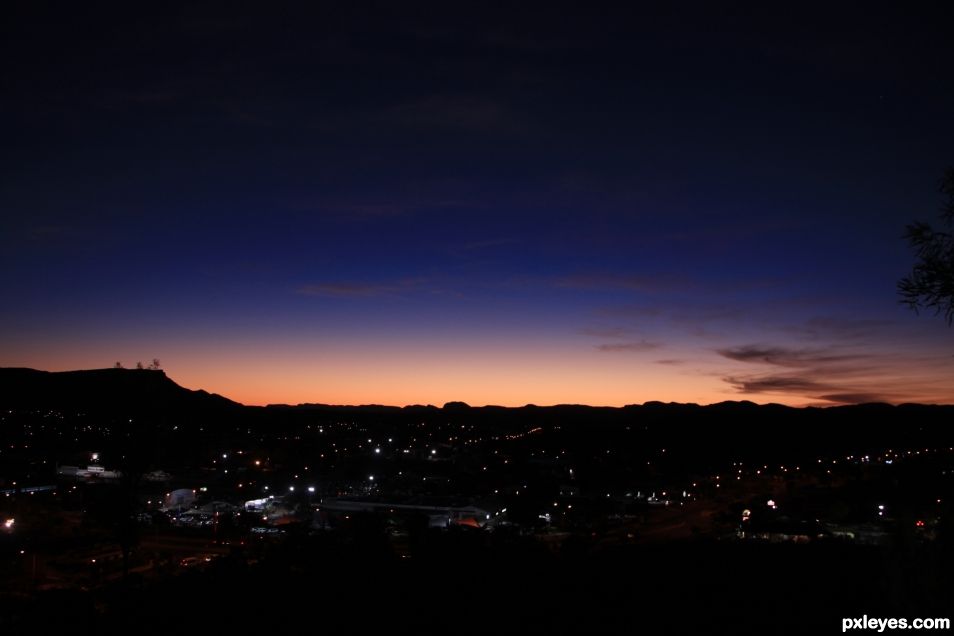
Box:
915;520;925;527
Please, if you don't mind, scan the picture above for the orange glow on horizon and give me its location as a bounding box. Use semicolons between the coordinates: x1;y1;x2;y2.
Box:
4;333;954;407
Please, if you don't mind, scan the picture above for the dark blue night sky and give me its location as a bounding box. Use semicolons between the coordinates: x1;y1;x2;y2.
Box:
2;3;953;405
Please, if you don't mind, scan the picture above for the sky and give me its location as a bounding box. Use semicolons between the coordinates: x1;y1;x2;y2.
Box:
2;2;954;406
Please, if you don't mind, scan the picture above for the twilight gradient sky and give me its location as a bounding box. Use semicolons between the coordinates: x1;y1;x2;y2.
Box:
2;3;954;406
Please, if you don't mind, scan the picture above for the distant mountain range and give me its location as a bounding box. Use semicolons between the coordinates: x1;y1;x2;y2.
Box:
2;367;953;464
1;367;953;424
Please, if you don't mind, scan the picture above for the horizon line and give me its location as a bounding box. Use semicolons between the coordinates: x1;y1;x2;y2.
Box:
3;366;951;410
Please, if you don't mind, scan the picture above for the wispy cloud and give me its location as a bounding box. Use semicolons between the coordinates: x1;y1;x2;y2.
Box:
555;274;689;294
723;374;898;404
723;374;831;394
718;342;915;404
460;237;518;251
593;305;663;319
595;340;661;353
579;326;635;338
783;316;897;342
818;392;898;404
717;344;869;368
296;278;428;298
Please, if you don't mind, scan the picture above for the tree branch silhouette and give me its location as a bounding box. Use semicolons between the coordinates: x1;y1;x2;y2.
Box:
899;168;954;324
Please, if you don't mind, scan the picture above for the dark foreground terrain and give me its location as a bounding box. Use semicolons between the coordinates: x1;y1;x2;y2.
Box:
1;368;952;634
3;538;953;635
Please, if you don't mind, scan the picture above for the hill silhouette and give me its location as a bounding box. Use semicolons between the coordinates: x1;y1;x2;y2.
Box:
0;367;240;414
